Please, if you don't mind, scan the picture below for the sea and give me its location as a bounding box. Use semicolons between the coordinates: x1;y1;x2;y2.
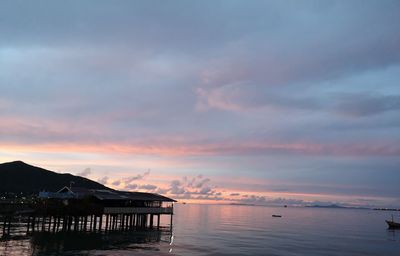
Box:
1;204;400;256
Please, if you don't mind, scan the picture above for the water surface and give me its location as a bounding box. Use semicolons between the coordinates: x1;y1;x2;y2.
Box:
1;204;399;255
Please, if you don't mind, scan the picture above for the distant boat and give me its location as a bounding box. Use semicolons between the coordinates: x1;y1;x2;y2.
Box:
272;214;282;218
386;215;400;229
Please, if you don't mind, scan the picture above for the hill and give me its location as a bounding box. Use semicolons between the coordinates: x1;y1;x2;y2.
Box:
0;160;109;194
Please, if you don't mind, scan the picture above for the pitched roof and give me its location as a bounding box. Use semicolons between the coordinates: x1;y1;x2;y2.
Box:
64;187;176;202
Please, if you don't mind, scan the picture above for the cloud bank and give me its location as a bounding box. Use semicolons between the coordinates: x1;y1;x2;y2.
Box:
1;0;399;207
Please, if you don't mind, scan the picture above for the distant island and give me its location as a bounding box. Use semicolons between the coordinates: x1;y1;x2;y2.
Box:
305;204;347;209
373;208;400;212
229;203;256;206
305;204;372;210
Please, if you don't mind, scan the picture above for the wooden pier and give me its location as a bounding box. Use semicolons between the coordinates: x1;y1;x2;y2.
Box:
0;187;175;238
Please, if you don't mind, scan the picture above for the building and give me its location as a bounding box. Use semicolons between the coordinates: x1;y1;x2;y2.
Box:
0;186;178;235
39;186;175;213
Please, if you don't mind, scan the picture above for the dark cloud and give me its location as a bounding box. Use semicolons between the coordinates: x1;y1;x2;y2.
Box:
124;184;138;191
194;178;210;188
266;198;304;206
97;176;109;185
112;180;121;186
168;175;216;197
156;188;169;194
199;186;212;195
108;169;152;190
138;184;158;191
170;180;186;195
124;169;151;184
77;167;91;177
333;93;400;117
239;195;267;205
233;195;303;206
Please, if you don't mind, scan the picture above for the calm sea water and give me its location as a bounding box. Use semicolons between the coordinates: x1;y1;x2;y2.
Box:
1;204;400;256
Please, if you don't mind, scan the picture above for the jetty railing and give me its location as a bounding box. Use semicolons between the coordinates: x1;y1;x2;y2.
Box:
104;206;173;214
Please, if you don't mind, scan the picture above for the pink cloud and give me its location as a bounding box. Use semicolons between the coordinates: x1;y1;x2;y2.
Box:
1;139;399;157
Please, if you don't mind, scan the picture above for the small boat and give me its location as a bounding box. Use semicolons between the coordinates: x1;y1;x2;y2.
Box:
386;215;400;229
386;220;400;229
272;214;282;218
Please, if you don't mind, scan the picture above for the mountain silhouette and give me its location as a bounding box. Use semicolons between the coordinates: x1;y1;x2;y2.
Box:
0;160;109;194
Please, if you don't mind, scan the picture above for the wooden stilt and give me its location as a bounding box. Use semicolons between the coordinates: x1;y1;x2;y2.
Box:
27;216;31;233
52;217;57;233
62;216;66;231
105;215;109;232
2;217;6;236
41;216;46;231
99;215;103;231
32;216;36;232
129;214;133;229
84;216;88;231
125;214;129;230
48;216;52;232
68;216;73;231
93;215;97;231
79;216;82;231
75;216;78;231
7;217;11;235
56;216;61;232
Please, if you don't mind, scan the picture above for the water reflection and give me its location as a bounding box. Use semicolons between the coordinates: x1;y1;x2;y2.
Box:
1;228;173;256
387;229;400;242
2;205;400;256
171;204;400;256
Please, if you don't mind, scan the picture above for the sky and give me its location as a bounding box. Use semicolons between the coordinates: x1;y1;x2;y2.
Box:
1;0;399;208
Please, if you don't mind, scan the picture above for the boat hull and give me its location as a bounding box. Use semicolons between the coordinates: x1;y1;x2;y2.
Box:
386;220;400;229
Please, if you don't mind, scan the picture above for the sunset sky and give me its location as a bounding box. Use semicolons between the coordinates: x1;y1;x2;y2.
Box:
1;1;399;207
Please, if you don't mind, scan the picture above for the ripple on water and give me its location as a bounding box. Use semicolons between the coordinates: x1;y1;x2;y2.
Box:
1;205;400;256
